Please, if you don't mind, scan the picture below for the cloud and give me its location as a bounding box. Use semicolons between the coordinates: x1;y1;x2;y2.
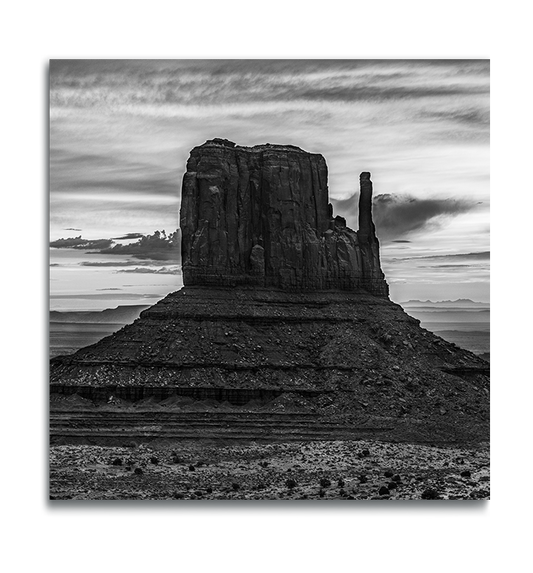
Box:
50;149;180;198
79;261;151;267
100;229;181;262
394;251;490;261
381;248;490;301
50;293;161;300
117;266;181;275
50;59;489;110
421;264;476;268
372;194;475;240
111;233;145;240
331;193;477;241
424;251;490;260
420;109;489;126
50;236;113;250
52;229;181;263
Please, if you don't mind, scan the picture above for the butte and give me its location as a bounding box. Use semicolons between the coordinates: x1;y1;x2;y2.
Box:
50;139;489;444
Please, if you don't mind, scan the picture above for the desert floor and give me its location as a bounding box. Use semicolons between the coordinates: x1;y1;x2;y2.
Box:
49;439;489;500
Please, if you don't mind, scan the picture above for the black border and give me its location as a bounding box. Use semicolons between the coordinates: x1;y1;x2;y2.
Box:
36;50;493;521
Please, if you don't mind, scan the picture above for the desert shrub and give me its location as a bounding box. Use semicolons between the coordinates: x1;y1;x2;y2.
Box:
285;478;297;490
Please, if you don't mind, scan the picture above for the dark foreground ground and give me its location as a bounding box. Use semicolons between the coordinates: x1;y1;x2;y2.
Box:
50;397;493;500
49;439;489;500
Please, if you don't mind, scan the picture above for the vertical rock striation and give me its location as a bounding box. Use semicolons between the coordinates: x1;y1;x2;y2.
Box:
180;138;389;297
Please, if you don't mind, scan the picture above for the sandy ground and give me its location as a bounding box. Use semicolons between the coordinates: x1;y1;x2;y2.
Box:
49;439;489;500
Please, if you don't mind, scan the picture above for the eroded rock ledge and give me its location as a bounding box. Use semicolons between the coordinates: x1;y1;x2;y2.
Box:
180;138;388;296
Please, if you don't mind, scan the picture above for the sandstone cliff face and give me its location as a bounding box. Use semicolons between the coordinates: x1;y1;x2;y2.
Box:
180;139;388;297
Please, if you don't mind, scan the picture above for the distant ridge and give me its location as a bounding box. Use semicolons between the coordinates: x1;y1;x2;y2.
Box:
400;299;489;307
50;305;150;324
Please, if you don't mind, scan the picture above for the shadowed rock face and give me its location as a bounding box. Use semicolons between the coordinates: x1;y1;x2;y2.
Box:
180;138;388;296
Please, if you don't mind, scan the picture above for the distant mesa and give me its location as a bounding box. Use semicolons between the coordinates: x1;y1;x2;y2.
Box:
50;305;150;324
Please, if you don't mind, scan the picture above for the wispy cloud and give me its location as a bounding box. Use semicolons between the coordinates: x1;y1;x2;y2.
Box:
50;293;161;300
418;108;489;127
50;236;113;249
50;148;179;198
79;261;151;267
393;251;490;261
117;266;181;275
50;59;489;110
381;248;489;304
